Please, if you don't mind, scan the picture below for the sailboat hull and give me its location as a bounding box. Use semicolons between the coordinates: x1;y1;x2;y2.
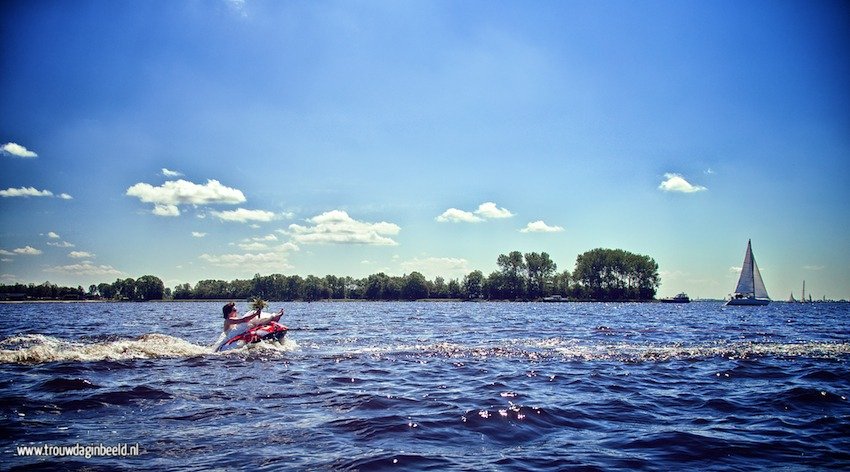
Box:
726;298;770;306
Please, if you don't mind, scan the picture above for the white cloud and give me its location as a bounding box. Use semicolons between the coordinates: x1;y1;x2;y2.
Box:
69;251;94;259
192;232;207;238
237;242;271;251
1;142;38;158
47;232;61;239
475;202;514;219
0;187;71;199
289;210;400;245
436;208;483;223
803;265;825;271
153;204;181;217
0;250;14;256
212;208;276;223
44;263;122;276
658;173;707;193
437;202;514;223
199;252;292;271
400;257;470;279
48;241;75;248
162;168;183;177
278;242;300;252
235;234;280;250
247;234;278;242
14;246;42;255
520;220;565;233
126;179;246;215
704;168;715;175
0;187;54;198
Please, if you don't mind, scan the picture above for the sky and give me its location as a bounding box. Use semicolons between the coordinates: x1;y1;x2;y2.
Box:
1;0;849;299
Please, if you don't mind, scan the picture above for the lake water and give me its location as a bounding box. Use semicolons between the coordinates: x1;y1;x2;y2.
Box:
1;301;848;471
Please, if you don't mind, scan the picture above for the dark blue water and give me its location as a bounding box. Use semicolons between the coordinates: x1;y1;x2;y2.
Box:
1;301;848;471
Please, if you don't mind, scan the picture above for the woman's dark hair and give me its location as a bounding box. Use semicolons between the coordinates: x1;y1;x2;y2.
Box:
222;302;236;319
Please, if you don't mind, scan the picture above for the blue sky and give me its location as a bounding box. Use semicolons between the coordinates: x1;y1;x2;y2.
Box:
1;0;848;299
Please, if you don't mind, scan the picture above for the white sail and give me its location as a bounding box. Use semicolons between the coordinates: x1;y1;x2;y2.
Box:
730;240;770;304
734;240;756;295
752;252;769;299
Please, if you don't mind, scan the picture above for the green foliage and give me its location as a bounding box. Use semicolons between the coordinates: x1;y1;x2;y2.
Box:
135;275;165;301
463;270;485;299
1;248;660;302
497;251;527;299
572;248;659;301
402;272;429;300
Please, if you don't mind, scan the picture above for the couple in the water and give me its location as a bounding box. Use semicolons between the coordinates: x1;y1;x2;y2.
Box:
212;301;286;352
221;301;284;334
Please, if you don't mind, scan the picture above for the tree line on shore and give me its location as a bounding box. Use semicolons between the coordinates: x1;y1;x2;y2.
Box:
0;248;659;302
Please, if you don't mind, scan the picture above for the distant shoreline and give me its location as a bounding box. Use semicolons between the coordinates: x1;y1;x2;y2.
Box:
1;298;786;304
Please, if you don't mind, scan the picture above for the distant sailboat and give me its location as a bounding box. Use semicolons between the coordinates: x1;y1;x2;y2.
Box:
726;239;770;306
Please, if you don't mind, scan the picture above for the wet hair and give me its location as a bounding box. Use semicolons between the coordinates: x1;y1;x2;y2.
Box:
222;302;236;319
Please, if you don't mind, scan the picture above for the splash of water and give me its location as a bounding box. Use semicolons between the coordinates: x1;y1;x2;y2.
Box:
0;333;301;364
0;333;211;364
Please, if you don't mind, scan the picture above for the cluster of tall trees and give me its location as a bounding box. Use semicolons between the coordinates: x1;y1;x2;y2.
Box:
0;275;165;301
572;248;660;301
1;248;659;302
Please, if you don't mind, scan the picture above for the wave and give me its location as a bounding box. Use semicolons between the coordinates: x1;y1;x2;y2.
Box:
337;339;850;362
0;333;212;364
0;333;301;364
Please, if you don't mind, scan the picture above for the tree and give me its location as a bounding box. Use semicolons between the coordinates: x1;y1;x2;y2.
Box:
572;248;659;301
463;270;485;299
384;277;402;300
98;282;117;299
486;271;505;299
447;279;462;299
402;272;429;300
135;275;165;301
497;251;527;299
525;252;557;299
173;283;192;299
114;278;137;300
365;273;389;300
432;276;448;298
552;270;571;297
302;276;325;301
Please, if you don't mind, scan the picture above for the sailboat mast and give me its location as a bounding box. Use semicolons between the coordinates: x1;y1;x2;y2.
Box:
803;280;806;303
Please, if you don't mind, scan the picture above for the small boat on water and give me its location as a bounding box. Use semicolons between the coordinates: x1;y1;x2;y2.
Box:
660;292;690;303
726;239;770;306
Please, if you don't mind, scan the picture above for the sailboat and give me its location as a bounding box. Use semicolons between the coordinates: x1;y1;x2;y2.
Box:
726;239;770;306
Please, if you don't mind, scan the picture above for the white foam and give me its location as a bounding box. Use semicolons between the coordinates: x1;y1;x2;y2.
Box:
0;333;211;364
